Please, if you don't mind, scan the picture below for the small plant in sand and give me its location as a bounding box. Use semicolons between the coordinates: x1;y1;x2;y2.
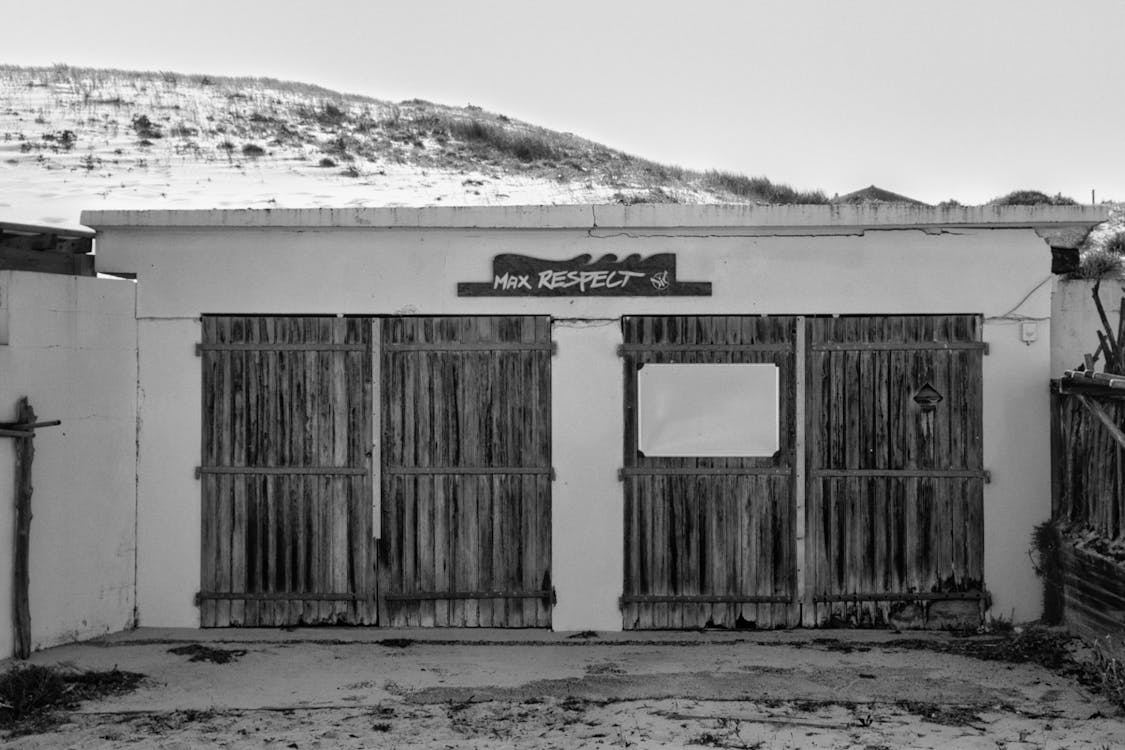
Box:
131;113;163;140
0;664;144;735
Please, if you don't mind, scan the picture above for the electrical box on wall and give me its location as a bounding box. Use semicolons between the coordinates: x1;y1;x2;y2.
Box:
1020;320;1038;344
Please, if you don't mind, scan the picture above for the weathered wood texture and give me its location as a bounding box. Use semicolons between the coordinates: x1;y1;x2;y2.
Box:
200;316;374;626
806;315;985;627
12;398;35;658
1053;389;1125;647
1059;539;1125;648
379;316;553;627
1054;392;1125;544
621;316;798;630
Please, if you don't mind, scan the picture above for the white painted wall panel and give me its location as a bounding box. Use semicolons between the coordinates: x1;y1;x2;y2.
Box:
0;271;136;655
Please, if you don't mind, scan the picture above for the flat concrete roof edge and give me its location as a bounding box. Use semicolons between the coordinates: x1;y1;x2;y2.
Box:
0;219;96;238
79;204;1111;231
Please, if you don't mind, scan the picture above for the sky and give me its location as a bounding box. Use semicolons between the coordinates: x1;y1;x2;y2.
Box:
4;0;1124;205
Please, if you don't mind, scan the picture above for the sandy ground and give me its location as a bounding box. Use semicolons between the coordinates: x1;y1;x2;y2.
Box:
2;628;1122;749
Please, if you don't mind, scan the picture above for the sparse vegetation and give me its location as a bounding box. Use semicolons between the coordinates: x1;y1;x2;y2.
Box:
5;62;1111;221
989;190;1078;206
1105;231;1125;256
704;171;828;204
167;643;247;663
169;123;197;138
0;664;144;734
445;118;559;163
1070;248;1124;279
130;113;162;139
1090;636;1125;711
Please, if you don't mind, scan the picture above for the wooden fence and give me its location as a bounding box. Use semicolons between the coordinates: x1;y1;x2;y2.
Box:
1050;383;1125;645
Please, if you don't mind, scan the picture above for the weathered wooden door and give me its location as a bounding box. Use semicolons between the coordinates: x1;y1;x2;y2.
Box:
199;316;375;626
379;316;553;627
805;315;986;625
621;316;798;629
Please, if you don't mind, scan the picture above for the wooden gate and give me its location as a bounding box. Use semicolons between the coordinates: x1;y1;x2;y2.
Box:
199;316;375;626
621;316;798;629
805;315;986;625
379;316;553;627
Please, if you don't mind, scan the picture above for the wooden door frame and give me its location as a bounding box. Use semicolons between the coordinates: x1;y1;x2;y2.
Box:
619;315;800;628
198;315;376;626
376;315;554;627
619;313;987;629
802;313;988;626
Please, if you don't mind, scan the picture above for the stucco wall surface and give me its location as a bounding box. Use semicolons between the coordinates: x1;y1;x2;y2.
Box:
89;219;1059;628
0;271;137;656
1050;278;1125;377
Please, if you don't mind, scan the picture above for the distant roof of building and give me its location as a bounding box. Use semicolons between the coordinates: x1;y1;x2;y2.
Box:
832;185;930;207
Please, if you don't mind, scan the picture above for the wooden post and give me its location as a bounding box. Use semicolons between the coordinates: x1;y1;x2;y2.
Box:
1049;382;1062;518
13;398;35;659
794;316;811;627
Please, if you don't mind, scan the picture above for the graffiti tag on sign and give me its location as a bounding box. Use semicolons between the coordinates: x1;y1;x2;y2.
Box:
457;254;712;297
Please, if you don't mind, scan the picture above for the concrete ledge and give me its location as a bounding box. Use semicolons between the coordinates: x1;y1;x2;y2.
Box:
80;204;1110;232
86;626;952;646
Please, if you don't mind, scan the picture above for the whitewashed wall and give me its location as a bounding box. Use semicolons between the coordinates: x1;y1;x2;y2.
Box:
85;206;1086;629
0;271;137;655
1051;278;1125;376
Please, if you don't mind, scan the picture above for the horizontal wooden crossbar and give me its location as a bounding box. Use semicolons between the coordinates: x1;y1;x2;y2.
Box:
385;466;553;476
383;341;554;352
620;594;792;604
809;341;987;352
0;420;61;430
620;343;792;355
620;466;789;478
196;466;367;477
813;591;986;602
197;343;367;354
196;592;362;602
0;420;60;439
0;428;34;438
383;590;553;601
811;469;989;480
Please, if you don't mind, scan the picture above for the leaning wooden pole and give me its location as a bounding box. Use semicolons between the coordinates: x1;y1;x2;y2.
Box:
12;397;35;659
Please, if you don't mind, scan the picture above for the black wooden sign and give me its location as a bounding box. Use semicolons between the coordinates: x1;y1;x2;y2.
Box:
457;253;712;297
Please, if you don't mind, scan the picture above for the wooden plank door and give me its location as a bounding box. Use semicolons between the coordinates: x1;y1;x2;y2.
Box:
199;316;375;626
805;315;986;625
379;316;553;627
621;316;798;629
